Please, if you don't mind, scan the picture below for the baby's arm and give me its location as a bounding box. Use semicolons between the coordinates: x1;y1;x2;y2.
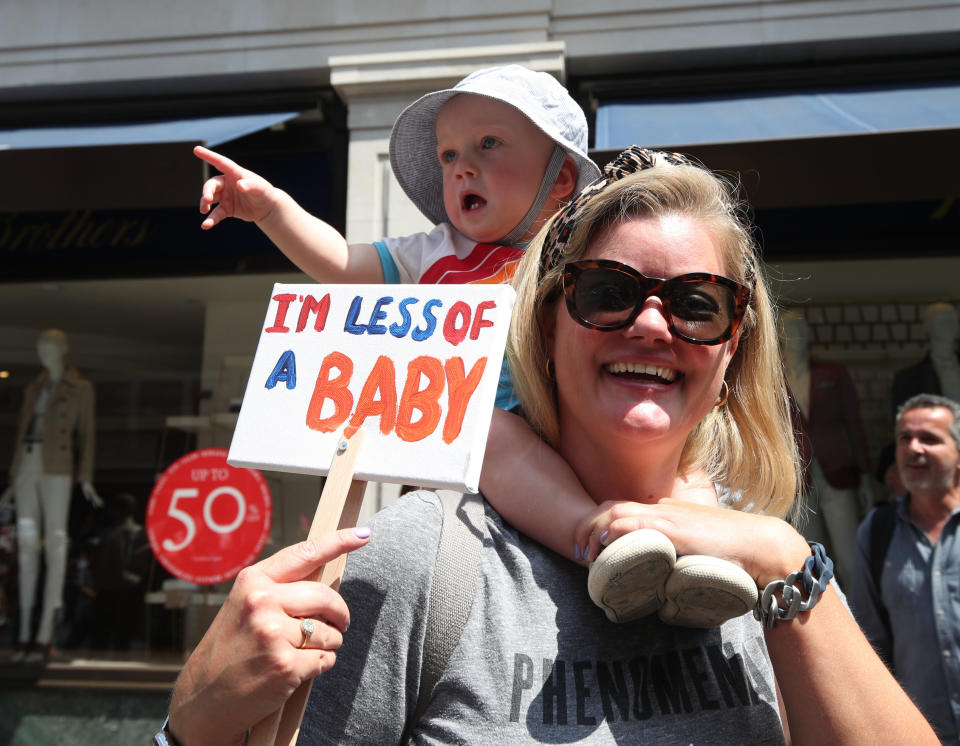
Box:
575;475;724;561
194;146;384;283
480;408;598;565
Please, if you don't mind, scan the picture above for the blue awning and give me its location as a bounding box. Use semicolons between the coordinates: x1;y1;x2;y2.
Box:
0;111;299;150
595;82;960;149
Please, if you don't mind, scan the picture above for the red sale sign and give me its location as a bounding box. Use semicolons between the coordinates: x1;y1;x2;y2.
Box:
146;449;272;585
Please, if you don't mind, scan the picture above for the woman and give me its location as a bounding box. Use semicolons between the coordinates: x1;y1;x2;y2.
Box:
166;147;935;745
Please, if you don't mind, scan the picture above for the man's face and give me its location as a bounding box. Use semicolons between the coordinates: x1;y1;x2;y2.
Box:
896;406;960;497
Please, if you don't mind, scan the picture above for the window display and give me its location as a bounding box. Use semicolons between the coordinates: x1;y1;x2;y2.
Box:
4;329;100;663
0;264;956;675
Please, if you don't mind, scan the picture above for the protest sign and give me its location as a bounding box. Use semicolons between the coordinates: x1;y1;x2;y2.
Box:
228;282;515;492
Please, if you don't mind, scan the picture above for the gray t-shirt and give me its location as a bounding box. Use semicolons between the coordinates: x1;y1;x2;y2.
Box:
300;491;785;744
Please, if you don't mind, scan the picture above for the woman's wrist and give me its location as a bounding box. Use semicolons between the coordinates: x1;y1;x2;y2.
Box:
752;521;811;589
160;712;247;746
754;539;835;629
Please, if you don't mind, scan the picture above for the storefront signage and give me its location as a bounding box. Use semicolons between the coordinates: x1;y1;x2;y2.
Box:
228;283;515;492
0;207;288;280
2;148;337;281
146;448;272;585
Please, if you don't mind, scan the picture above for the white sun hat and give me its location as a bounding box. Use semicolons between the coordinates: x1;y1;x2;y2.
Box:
389;64;601;240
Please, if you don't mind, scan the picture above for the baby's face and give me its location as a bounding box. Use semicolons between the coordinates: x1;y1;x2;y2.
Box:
435;94;556;244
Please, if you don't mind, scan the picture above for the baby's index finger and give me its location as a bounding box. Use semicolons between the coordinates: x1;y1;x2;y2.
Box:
193;145;242;176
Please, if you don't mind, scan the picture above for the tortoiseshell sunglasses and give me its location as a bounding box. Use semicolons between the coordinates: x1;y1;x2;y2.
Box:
562;259;751;345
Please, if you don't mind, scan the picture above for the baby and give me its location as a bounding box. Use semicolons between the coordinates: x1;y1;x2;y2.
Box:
196;65;755;627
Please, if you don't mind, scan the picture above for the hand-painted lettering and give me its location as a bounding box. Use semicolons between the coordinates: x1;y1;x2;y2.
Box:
347;296;443;340
303;351;486;444
470;300;496;340
343;356;397;439
344;296;366;334
265;350;297;390
333;296;500;345
266;293;298;333
305;352;354;432
367;297;392;335
389;297;417;338
412;299;441;341
396;356;444;442
296;294;331;332
443;301;472;346
442;357;486;443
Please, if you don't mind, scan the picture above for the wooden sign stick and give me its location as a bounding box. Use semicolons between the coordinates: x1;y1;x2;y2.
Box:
247;429;368;746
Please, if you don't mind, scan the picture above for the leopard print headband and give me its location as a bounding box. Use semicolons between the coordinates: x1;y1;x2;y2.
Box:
538;145;694;280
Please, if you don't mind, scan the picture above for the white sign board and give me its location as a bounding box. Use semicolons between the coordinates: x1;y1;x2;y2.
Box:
228;283;515;492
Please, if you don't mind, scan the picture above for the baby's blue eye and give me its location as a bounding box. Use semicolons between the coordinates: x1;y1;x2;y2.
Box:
440;150;456;164
481;137;499;150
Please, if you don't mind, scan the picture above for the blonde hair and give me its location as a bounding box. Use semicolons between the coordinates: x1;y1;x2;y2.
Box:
509;157;801;517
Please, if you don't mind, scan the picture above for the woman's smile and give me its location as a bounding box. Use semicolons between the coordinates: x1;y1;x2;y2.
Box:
603;361;679;383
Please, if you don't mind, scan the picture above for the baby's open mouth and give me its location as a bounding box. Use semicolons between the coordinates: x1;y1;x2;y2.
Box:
604;362;678;383
463;193;486;211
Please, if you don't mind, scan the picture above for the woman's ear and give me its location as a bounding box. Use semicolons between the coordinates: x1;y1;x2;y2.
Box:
722;329;741;368
550;156;578;202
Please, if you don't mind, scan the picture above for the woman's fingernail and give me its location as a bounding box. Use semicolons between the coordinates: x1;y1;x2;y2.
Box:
600;531;609;545
583;546;591;561
354;526;371;539
573;544;582;561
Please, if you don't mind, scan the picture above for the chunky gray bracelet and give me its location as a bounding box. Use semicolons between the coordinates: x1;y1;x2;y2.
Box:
753;541;835;629
155;716;249;746
154;716;181;746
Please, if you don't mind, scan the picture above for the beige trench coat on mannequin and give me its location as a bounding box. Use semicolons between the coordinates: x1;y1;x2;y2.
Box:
9;367;96;484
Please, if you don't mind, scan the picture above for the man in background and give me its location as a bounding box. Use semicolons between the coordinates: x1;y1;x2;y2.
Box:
852;393;960;743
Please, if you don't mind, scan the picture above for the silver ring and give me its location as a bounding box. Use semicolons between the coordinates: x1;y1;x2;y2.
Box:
298;617;316;649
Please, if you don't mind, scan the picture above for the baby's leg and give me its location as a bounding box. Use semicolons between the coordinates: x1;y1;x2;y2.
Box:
482;410;679;622
590;475;757;626
482;414;755;626
658;478;759;626
480;408;595;564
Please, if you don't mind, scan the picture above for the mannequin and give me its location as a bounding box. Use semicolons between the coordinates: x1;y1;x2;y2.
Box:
782;312;872;584
891;302;960;414
2;329;101;662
